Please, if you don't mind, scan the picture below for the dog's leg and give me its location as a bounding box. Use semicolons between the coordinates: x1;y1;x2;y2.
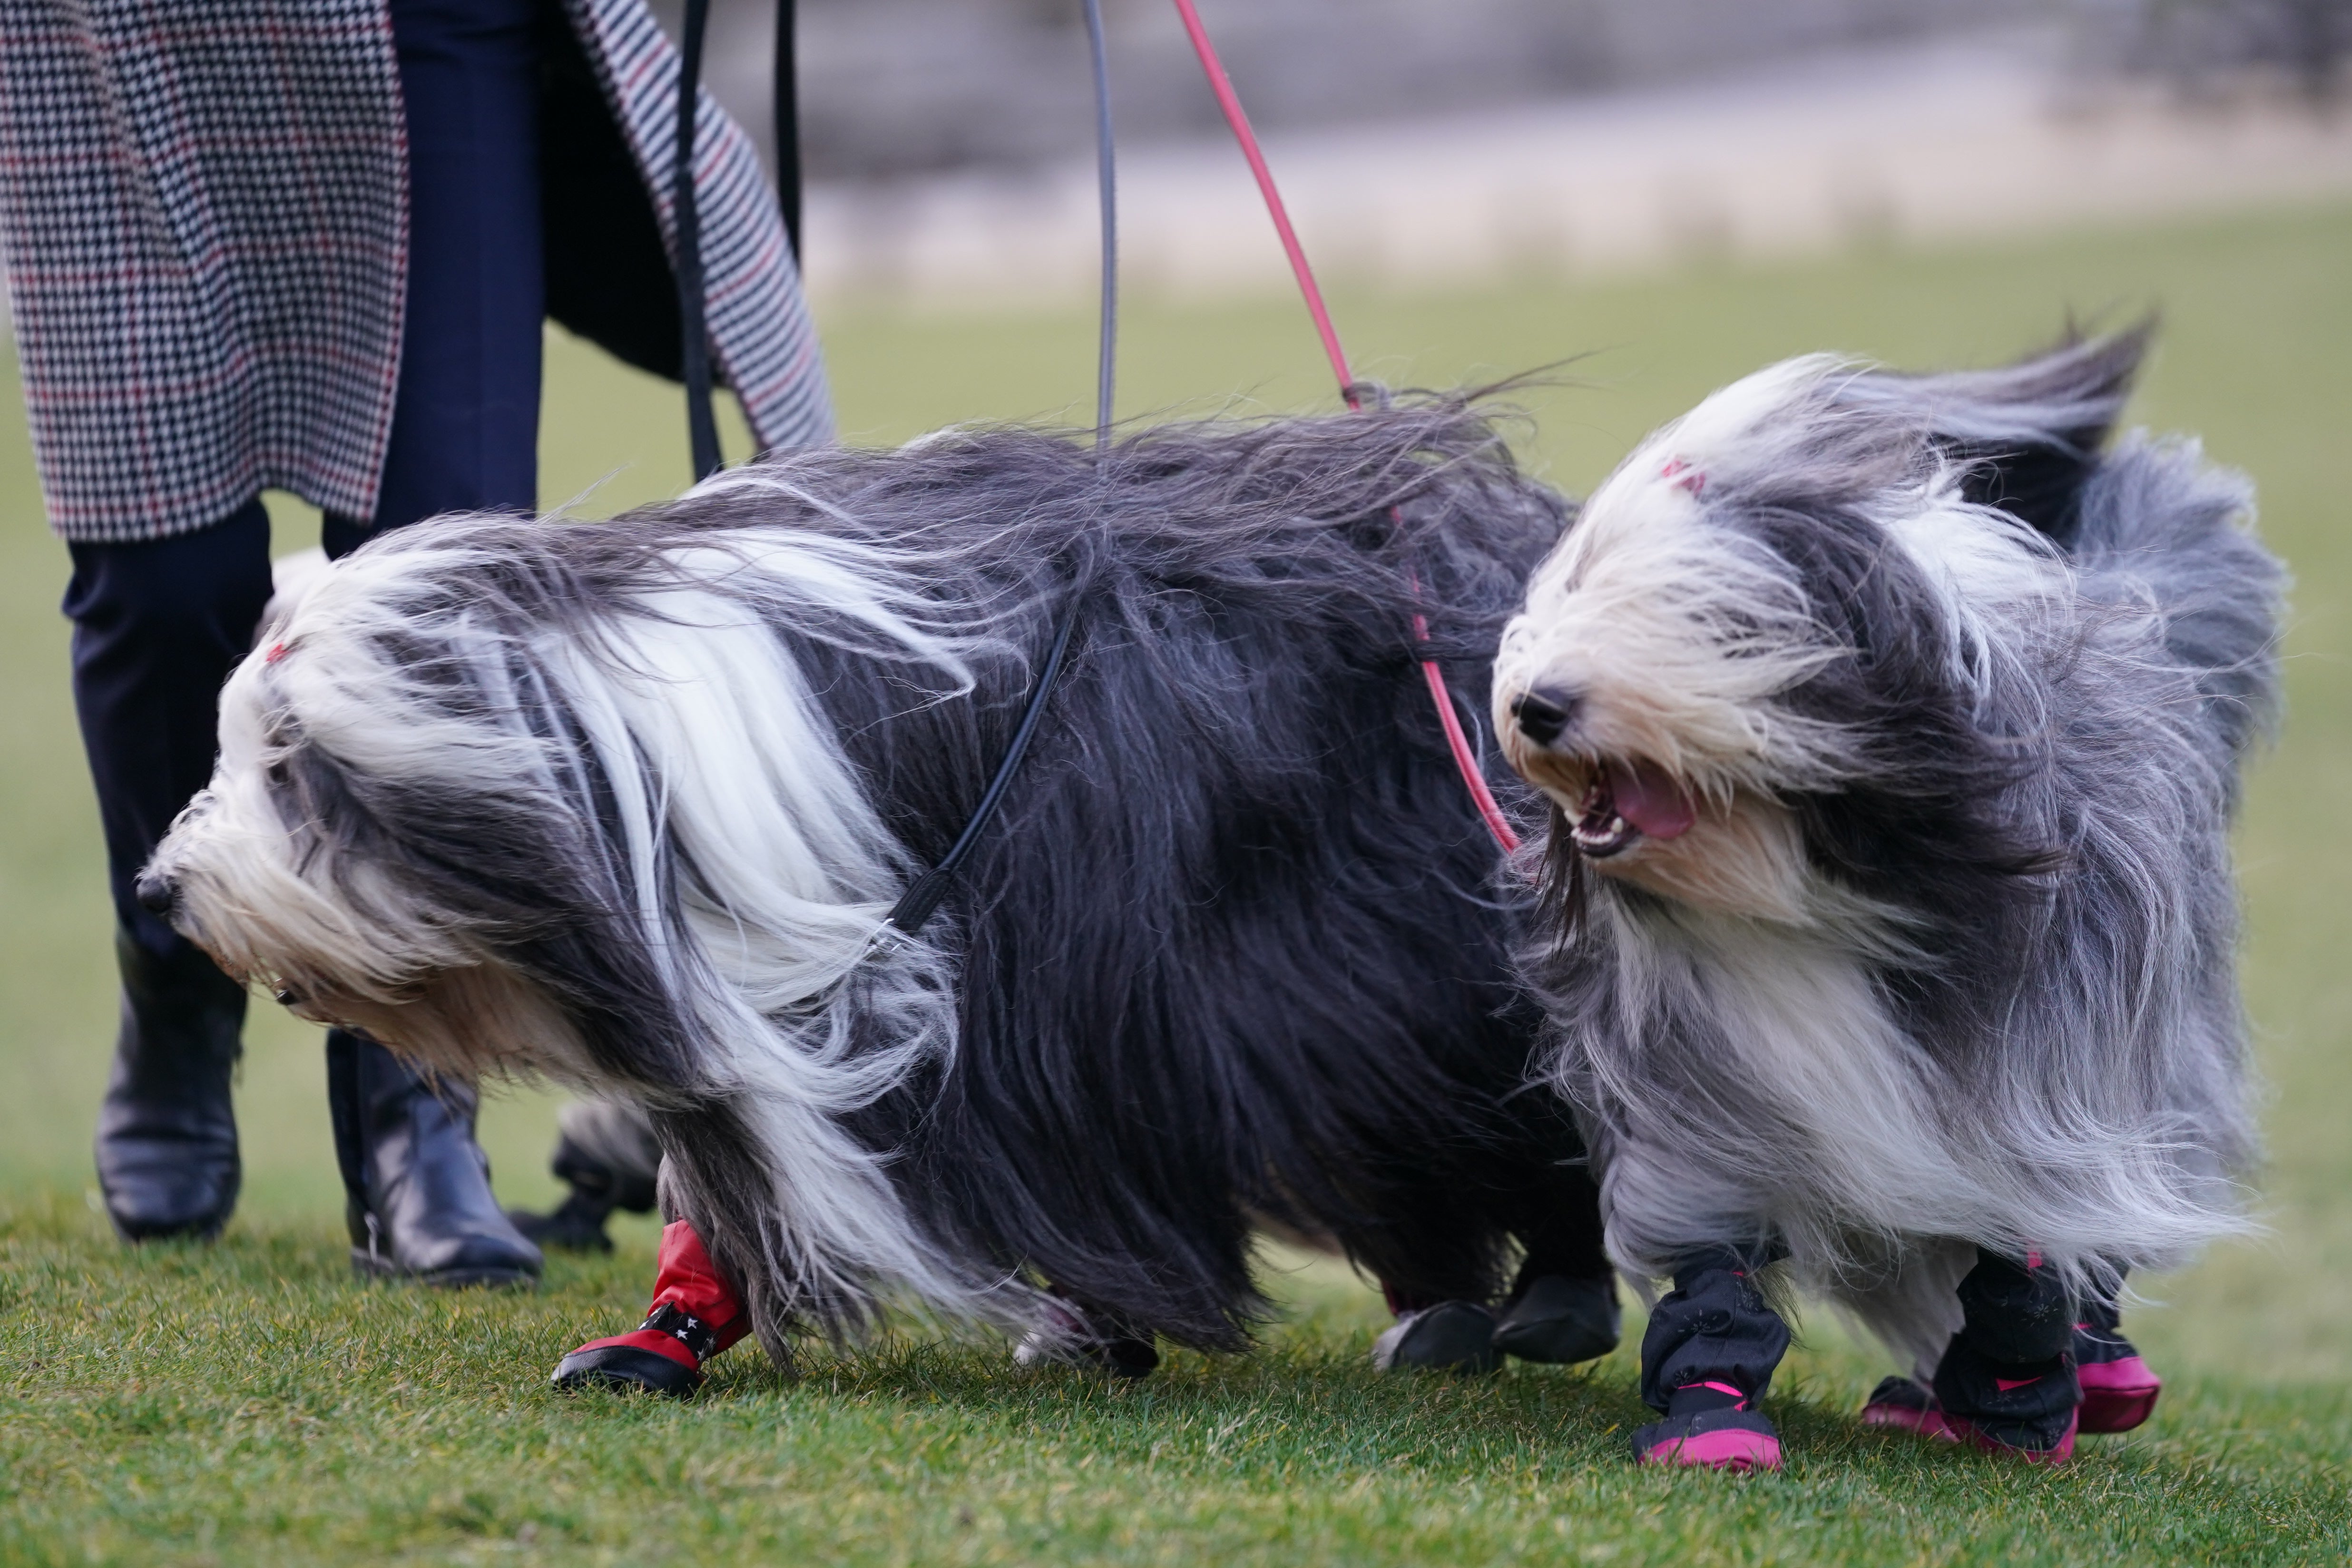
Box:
550;1218;751;1398
1492;1185;1620;1368
2073;1270;2160;1433
1629;1249;1789;1471
1010;1288;1160;1379
1906;1250;2081;1462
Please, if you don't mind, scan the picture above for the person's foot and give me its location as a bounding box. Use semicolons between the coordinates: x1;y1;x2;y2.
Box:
510;1100;663;1254
1633;1383;1782;1471
328;1030;541;1288
2074;1303;2161;1433
554;1219;749;1397
94;931;246;1243
510;1189;618;1254
1492;1274;1619;1364
1012;1296;1160;1378
1372;1300;1500;1374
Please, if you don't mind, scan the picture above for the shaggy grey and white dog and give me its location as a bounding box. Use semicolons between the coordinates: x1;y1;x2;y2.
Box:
1493;332;2282;1466
141;402;1614;1372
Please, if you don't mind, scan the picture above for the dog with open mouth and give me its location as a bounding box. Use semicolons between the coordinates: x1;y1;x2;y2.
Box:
1494;330;2283;1470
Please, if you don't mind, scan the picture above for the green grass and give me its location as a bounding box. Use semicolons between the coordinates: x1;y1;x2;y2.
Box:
6;201;2352;1562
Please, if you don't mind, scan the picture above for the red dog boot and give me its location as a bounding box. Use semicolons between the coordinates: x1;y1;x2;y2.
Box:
552;1219;749;1397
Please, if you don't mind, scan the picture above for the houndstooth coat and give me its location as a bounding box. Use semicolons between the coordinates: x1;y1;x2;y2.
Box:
0;0;832;543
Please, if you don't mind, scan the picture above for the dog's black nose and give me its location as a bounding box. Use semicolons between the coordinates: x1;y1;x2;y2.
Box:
1510;687;1577;747
135;873;177;920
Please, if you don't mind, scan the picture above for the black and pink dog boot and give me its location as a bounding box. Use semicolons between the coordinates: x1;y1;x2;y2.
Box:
2074;1293;2161;1434
552;1219;749;1398
1633;1381;1783;1472
1629;1252;1790;1472
1867;1250;2079;1464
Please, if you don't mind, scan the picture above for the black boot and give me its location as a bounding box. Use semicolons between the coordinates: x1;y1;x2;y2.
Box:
94;929;246;1242
1927;1249;2080;1461
326;1029;542;1288
1492;1268;1621;1365
510;1098;661;1254
1629;1250;1790;1471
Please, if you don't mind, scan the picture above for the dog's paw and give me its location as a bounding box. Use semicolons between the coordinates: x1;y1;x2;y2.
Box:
1371;1301;1500;1374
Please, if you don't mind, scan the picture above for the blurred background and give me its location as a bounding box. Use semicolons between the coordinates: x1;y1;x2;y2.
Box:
2;0;2346;1382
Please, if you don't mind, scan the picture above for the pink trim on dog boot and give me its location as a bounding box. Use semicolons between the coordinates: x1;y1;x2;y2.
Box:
1631;1409;1783;1472
2077;1355;2161;1433
1944;1409;2079;1466
1859;1377;1960;1441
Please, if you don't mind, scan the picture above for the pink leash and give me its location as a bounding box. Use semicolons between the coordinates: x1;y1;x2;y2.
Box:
1168;0;1522;854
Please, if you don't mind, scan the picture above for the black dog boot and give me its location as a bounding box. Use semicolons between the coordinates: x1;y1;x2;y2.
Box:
1926;1249;2080;1464
94;930;246;1242
510;1097;662;1254
1372;1299;1501;1374
326;1029;541;1288
1492;1269;1621;1364
1629;1251;1789;1471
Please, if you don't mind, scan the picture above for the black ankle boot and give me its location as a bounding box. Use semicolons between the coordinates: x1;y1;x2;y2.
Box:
325;1029;542;1288
510;1100;661;1254
1629;1252;1790;1471
1929;1250;2080;1461
95;929;245;1242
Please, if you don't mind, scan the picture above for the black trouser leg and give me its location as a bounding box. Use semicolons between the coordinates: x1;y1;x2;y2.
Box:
309;0;548;1288
66;500;274;1242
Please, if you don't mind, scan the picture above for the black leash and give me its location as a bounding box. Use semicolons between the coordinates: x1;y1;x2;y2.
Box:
869;0;1115;949
675;0;721;480
669;0;1114;952
873;608;1084;942
773;0;802;266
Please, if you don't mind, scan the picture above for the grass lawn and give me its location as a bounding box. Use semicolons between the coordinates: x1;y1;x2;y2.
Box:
4;200;2352;1563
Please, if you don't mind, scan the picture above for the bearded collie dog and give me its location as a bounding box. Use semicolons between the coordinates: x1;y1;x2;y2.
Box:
1492;331;2281;1470
142;402;1621;1385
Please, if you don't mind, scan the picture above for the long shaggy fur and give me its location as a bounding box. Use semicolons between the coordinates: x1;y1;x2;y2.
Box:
149;401;1597;1363
1491;332;2283;1374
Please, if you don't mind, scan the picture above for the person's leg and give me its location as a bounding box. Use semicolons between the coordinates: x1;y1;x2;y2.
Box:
328;0;543;553
67;501;274;1241
320;0;548;1283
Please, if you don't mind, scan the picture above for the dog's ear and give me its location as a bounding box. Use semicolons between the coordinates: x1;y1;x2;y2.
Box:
1840;323;2153;545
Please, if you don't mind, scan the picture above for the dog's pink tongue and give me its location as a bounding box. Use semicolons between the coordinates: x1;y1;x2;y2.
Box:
1606;758;1696;841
